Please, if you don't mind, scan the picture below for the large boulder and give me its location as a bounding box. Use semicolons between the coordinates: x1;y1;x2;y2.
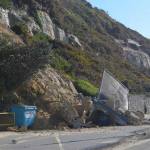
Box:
33;110;50;129
37;11;55;40
15;67;81;129
54;26;82;48
54;26;67;42
125;110;143;125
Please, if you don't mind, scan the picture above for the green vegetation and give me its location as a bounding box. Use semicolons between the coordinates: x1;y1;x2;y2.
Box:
11;23;28;36
0;0;13;9
0;0;150;96
49;42;150;94
75;79;98;96
0;39;50;95
49;51;71;71
67;50;93;66
27;33;52;45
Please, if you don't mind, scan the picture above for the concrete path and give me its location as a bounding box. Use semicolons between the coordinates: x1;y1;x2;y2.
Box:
125;139;150;150
0;126;149;150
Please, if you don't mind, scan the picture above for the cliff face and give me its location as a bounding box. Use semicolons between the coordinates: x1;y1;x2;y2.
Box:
0;0;150;128
0;0;150;92
0;6;82;48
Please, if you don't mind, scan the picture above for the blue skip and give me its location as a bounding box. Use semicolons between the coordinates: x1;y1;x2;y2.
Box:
11;105;37;128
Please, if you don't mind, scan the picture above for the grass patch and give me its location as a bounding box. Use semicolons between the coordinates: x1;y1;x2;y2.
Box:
27;33;52;45
75;79;98;97
67;50;93;66
49;52;71;72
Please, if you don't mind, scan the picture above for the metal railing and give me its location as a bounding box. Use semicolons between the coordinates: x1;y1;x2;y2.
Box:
0;112;15;126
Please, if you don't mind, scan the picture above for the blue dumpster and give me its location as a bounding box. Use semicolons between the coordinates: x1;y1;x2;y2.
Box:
11;105;37;128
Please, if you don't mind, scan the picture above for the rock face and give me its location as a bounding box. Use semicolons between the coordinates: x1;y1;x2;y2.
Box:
123;47;150;70
68;34;82;47
8;9;40;36
16;66;78;105
8;10;23;27
54;27;82;47
0;7;82;47
115;38;150;70
37;11;55;40
0;7;9;27
36;11;82;47
26;17;41;35
54;26;67;42
127;39;141;50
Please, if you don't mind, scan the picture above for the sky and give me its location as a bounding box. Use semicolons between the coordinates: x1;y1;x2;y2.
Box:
87;0;150;38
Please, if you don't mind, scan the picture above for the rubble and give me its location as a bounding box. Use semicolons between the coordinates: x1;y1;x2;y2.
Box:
31;70;147;129
98;70;129;111
87;70;145;127
1;70;147;130
125;111;142;125
88;101;127;126
33;110;50;129
59;101;81;129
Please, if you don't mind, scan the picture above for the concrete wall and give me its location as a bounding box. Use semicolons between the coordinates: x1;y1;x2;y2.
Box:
128;95;150;114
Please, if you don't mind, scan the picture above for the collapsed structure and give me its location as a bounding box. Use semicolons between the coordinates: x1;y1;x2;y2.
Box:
88;70;145;126
0;70;148;129
32;70;149;128
98;70;129;111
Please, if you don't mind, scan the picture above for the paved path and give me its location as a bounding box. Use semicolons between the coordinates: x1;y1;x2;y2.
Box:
125;139;150;150
0;126;149;150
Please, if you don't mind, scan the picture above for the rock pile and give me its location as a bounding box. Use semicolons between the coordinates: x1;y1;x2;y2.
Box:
14;67;83;129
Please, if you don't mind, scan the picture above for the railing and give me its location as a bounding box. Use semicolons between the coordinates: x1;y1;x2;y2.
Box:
0;112;15;126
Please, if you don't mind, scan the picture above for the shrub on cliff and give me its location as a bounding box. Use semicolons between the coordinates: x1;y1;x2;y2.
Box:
75;79;98;96
0;0;13;9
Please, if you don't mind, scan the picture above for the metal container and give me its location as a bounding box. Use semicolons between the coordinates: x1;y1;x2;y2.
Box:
11;105;37;128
